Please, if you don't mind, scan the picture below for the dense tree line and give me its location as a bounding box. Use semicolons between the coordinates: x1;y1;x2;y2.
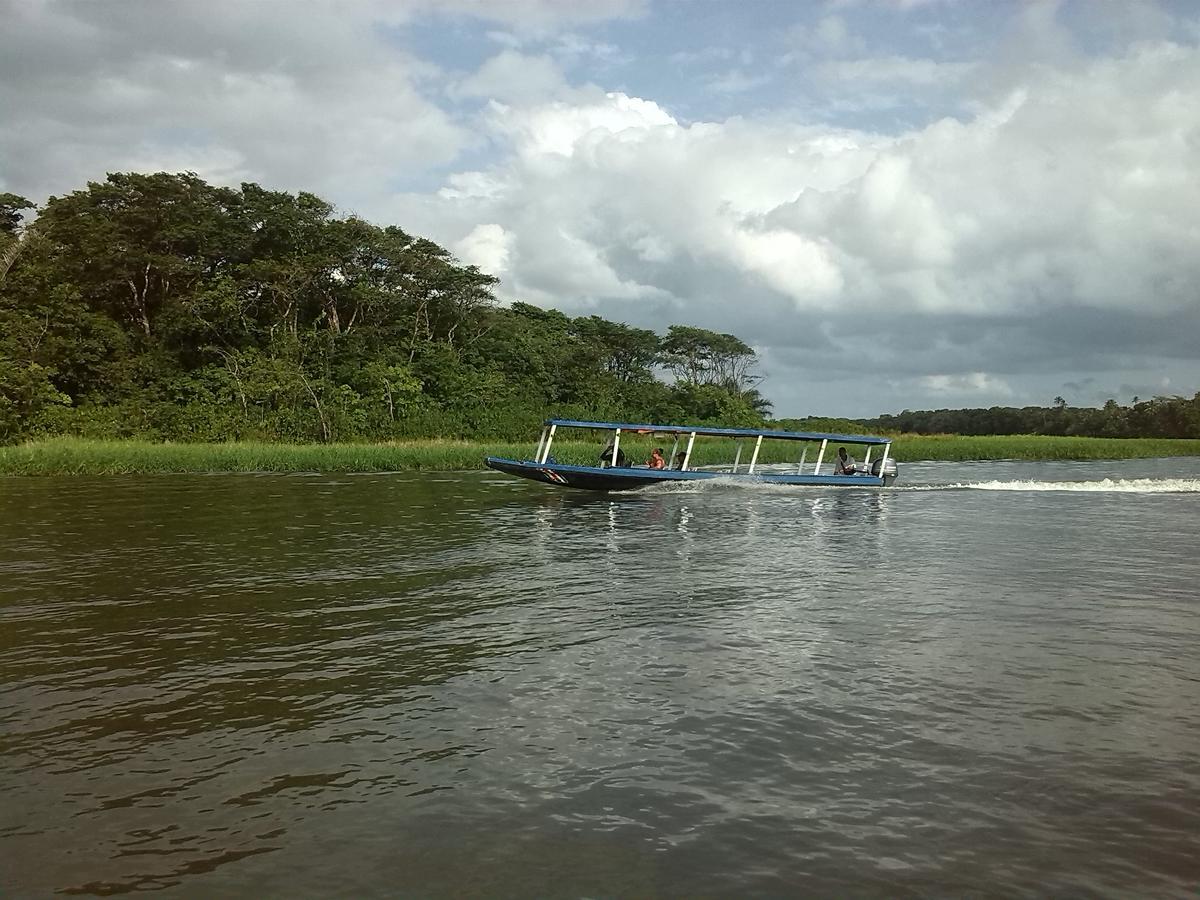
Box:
0;172;769;443
865;394;1200;439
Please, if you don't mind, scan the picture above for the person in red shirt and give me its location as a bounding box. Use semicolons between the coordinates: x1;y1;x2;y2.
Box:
647;447;666;469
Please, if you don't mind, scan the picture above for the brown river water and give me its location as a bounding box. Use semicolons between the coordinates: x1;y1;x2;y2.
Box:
1;459;1199;897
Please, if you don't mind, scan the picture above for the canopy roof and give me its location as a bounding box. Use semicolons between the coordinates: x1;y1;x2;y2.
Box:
546;418;892;445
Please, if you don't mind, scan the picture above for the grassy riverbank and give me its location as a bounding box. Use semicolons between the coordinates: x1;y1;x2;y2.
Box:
3;435;1200;475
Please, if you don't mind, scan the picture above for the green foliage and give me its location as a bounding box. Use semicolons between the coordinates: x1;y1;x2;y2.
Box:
665;382;762;426
0;171;773;445
0;193;36;236
0;358;70;440
658;324;760;391
867;394;1200;441
774;416;873;435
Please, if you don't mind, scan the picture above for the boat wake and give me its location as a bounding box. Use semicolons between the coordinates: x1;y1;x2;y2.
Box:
641;476;819;495
932;477;1200;494
637;475;1200;495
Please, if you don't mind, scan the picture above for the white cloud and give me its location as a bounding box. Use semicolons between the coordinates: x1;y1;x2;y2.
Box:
455;223;514;277
452;50;571;103
447;35;1196;323
0;0;466;205
730;229;844;301
394;93;889;310
785;15;866;59
706;69;773;95
815;55;976;86
438;171;510;201
921;372;1013;396
488;92;677;159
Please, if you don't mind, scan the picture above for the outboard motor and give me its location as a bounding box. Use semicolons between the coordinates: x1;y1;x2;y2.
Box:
870;456;899;484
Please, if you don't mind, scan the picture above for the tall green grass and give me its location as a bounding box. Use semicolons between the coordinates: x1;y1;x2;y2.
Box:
0;438;536;475
2;434;1199;476
892;434;1200;462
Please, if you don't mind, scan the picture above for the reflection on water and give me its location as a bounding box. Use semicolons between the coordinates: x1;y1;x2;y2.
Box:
1;459;1199;897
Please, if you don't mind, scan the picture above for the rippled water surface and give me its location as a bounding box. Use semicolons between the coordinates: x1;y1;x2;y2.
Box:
2;459;1199;897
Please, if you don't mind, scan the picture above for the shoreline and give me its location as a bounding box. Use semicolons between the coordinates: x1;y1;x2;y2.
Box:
3;435;1200;476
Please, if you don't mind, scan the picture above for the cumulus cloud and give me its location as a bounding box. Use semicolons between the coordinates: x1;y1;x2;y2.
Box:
454;223;514;277
451;50;572;104
416;39;1200;323
396;28;1200;414
0;0;466;204
921;372;1014;397
486;92;676;158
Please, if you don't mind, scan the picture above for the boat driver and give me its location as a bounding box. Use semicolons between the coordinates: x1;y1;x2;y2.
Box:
834;446;857;474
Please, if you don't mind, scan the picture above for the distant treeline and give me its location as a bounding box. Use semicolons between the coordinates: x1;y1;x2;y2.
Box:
0;172;769;443
864;395;1200;439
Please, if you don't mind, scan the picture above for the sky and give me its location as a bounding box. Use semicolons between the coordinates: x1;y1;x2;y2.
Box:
2;0;1199;418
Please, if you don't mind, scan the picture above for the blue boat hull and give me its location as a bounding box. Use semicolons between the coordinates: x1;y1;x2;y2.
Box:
485;457;889;491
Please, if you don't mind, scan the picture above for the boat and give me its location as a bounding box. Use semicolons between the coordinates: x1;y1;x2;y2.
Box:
485;418;898;492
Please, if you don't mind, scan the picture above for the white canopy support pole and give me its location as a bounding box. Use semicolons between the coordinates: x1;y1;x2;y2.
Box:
540;423;557;463
681;432;696;471
747;435;763;474
797;446;808;474
814;438;828;475
732;441;743;473
612;428;622;468
864;446;872;466
880;442;891;478
535;426;548;462
669;435;680;468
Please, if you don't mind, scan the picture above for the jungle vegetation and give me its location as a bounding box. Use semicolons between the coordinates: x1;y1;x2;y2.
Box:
0;173;768;444
863;394;1200;441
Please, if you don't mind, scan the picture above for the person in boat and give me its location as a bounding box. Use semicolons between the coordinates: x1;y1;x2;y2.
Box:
673;452;687;470
834;446;857;474
598;441;628;468
647;448;666;469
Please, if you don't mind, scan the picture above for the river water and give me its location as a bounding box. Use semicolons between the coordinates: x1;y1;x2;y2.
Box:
1;458;1198;897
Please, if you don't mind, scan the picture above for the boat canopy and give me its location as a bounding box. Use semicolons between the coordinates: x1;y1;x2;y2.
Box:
545;418;892;445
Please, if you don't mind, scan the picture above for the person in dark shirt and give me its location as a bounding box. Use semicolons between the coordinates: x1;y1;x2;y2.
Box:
598;441;628;468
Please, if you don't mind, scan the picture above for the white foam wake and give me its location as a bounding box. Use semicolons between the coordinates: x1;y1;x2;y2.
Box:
948;478;1200;494
639;475;1200;496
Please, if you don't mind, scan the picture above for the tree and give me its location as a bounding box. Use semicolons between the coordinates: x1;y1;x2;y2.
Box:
573;316;659;383
0;193;35;236
37;172;244;338
658;324;761;391
0;194;38;284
